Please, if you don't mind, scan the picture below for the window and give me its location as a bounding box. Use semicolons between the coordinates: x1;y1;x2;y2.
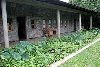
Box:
31;20;36;29
53;20;57;28
71;20;73;27
7;18;12;32
64;20;67;27
60;20;63;27
68;20;70;28
43;20;46;28
48;20;52;28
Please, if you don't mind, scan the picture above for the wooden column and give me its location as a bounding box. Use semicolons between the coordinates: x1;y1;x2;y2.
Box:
1;0;9;48
79;14;81;30
57;9;60;37
90;15;92;29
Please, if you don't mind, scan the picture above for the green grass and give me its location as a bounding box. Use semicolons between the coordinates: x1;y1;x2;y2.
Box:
59;40;100;67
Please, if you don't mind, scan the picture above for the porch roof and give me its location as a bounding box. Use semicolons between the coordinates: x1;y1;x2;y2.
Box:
37;0;96;14
6;0;96;14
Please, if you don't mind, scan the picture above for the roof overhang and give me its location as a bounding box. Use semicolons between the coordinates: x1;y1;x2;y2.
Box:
6;0;97;15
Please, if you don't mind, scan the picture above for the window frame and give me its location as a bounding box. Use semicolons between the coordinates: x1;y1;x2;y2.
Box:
53;20;57;28
43;20;46;29
48;20;52;28
7;18;12;32
64;20;67;27
31;19;36;29
60;20;63;27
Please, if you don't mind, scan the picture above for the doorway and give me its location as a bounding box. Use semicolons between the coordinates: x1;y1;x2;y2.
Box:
17;17;26;40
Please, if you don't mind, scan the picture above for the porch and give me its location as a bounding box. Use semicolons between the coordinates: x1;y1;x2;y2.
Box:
0;32;69;49
0;0;95;48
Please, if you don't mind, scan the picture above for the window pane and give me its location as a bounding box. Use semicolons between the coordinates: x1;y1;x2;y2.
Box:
31;20;36;29
43;20;46;28
43;24;46;28
64;20;67;27
31;20;34;24
43;20;45;24
54;20;57;28
61;20;63;27
7;18;12;31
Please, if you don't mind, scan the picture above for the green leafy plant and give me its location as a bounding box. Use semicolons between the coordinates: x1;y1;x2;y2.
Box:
2;52;10;59
0;28;100;67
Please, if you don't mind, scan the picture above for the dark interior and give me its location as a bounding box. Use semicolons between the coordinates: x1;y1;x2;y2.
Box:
17;17;26;40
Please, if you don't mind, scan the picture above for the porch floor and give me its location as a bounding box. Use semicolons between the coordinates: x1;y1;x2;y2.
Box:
0;33;69;49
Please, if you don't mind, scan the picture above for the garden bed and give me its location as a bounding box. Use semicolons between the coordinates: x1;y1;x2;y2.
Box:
59;40;100;67
50;37;100;67
0;28;100;67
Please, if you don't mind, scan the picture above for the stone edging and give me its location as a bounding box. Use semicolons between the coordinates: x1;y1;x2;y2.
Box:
49;38;100;67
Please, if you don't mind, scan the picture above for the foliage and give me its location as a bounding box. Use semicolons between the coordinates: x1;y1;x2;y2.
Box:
59;39;100;67
69;0;100;11
0;28;100;67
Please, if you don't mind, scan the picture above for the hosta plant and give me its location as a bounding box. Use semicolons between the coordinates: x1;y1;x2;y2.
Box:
0;28;100;67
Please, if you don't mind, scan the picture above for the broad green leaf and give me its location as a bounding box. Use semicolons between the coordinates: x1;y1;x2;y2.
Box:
32;41;37;45
44;59;48;63
57;49;61;54
41;41;46;45
20;41;30;46
38;41;42;46
2;52;10;59
41;53;46;57
0;55;5;59
3;48;9;52
15;44;23;49
22;53;29;60
9;49;15;55
18;48;25;55
26;45;33;51
13;53;21;60
43;36;46;40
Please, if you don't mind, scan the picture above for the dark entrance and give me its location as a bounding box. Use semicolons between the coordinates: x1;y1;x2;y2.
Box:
17;17;26;40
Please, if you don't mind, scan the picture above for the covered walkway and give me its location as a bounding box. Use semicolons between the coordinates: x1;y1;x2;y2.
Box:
0;0;96;48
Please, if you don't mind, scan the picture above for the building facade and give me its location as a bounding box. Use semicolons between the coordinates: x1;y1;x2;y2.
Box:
0;0;96;47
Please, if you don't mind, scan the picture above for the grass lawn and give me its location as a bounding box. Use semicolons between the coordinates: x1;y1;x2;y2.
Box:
59;40;100;67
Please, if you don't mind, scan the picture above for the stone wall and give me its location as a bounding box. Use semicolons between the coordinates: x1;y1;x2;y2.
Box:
26;16;79;39
8;16;19;42
26;16;43;39
60;19;79;34
0;15;79;43
0;16;19;43
26;16;58;39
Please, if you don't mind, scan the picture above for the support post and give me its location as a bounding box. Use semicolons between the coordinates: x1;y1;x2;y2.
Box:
79;14;81;30
57;9;60;37
1;0;9;48
90;15;92;29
